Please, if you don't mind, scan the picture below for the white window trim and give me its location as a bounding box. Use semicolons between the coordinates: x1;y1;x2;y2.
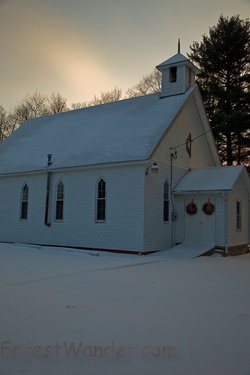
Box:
95;177;107;223
163;180;170;222
236;201;242;231
55;180;64;222
20;183;29;221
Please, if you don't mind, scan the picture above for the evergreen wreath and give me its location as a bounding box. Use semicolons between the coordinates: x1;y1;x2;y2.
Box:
202;201;215;215
186;200;197;215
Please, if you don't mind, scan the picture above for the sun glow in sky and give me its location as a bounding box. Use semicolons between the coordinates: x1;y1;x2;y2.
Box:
0;0;249;110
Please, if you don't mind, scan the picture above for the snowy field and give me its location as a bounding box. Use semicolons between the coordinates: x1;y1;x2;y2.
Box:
0;242;250;375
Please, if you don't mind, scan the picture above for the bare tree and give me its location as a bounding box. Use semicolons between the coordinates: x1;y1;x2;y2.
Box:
71;102;88;110
13;90;50;126
48;93;69;114
0;106;8;142
1;91;70;140
0;106;19;142
126;69;161;98
23;90;50;118
87;87;123;106
13;102;33;125
4;112;19;139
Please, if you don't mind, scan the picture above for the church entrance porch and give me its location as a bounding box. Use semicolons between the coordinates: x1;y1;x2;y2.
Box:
184;198;216;245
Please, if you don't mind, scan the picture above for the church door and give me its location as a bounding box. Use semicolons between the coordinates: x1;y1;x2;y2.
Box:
184;198;216;244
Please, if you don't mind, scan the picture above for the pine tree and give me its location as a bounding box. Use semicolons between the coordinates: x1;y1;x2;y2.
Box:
188;15;250;166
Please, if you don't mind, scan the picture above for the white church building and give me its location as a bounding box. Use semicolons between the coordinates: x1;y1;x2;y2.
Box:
0;51;249;255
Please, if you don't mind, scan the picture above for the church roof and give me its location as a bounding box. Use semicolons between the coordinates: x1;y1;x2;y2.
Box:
0;85;196;175
173;165;250;194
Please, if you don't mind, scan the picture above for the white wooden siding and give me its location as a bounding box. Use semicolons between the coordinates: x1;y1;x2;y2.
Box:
161;65;186;97
174;197;185;244
155;94;218;174
143;172;172;251
0;165;145;252
227;176;249;246
215;195;227;247
184;66;195;88
143;92;219;251
161;65;196;98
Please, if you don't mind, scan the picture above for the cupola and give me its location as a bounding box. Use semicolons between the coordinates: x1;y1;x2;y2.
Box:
156;42;200;98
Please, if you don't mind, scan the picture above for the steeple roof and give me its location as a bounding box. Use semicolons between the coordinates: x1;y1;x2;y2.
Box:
156;53;200;74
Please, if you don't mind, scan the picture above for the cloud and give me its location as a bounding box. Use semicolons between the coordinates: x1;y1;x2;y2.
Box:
0;0;118;107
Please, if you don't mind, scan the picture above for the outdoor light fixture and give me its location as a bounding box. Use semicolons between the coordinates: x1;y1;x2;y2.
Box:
145;161;159;175
170;148;177;160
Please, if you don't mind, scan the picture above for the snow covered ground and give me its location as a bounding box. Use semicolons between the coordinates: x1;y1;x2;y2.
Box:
0;242;250;375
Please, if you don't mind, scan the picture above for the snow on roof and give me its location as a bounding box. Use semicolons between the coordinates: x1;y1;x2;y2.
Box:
156;53;188;68
156;53;200;74
0;86;196;175
173;165;250;194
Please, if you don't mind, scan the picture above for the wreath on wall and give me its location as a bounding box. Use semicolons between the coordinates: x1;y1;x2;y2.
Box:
202;200;215;215
186;200;197;215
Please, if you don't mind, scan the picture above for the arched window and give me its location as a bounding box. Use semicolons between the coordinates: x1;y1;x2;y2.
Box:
96;178;106;221
163;180;169;222
20;184;29;220
236;201;242;231
56;181;64;221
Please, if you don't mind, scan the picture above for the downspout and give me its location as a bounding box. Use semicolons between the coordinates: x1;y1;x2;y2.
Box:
248;196;250;252
44;154;52;227
223;193;228;255
170;149;177;247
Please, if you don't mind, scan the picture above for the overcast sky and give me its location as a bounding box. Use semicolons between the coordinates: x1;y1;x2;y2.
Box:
0;0;249;110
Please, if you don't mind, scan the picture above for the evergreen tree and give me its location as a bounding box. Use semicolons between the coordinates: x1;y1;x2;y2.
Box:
188;15;250;166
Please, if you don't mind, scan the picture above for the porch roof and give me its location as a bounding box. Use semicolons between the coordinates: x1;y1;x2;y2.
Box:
173;165;250;194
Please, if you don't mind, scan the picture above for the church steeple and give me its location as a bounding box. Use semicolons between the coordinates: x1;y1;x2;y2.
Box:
177;38;180;54
156;42;200;98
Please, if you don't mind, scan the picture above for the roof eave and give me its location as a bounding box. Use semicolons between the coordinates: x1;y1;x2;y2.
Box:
156;58;200;75
0;159;151;177
173;189;232;195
